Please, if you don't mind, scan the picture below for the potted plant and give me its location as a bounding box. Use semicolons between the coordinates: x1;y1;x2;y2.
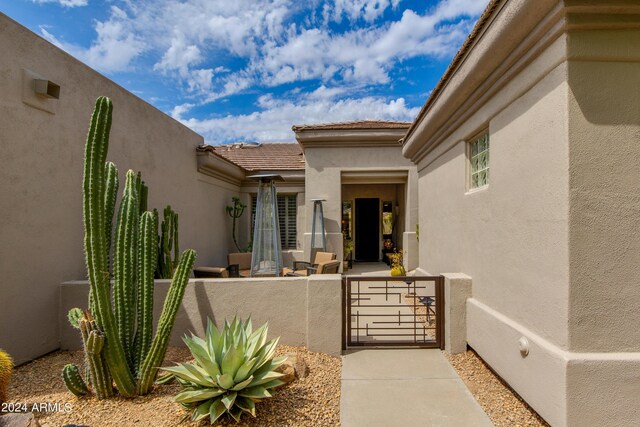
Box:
389;249;406;276
343;237;354;270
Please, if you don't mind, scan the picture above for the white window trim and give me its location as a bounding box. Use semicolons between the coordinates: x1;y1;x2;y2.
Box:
466;129;490;194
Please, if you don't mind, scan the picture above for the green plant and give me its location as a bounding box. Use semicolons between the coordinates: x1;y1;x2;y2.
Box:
416;223;419;242
157;205;180;279
343;237;354;260
62;96;196;399
0;349;13;404
162;317;286;424
226;197;247;252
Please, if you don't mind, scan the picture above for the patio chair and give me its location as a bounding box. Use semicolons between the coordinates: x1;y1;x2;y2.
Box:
306;260;341;275
283;251;337;276
193;267;229;278
227;252;252;277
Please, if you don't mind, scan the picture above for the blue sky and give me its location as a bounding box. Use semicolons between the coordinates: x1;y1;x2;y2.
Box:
1;0;487;144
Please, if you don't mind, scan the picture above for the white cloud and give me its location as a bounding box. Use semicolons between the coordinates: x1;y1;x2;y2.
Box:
331;0;402;23
40;6;145;73
253;4;478;87
32;0;88;7
178;92;419;143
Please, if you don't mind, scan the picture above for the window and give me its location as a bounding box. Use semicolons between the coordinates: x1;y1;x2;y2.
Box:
251;194;297;249
469;131;489;189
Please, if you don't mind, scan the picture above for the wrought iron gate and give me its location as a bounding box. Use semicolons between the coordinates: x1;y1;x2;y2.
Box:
342;276;444;349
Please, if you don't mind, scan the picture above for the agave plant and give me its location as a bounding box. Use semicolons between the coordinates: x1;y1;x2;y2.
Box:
162;317;286;424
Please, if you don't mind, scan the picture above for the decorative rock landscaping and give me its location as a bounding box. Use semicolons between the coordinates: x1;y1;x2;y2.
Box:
6;346;341;426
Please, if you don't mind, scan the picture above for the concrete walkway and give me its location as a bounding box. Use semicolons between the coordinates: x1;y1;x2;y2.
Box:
340;349;493;427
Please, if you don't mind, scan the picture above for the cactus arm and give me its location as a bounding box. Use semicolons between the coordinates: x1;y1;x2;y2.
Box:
82;318;113;399
63;364;89;397
113;170;139;371
104;162;119;257
134;211;158;375
140;181;148;213
173;212;179;267
137;249;196;394
82;97;136;396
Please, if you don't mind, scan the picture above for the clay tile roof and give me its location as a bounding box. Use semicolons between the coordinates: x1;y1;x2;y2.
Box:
403;0;502;143
197;143;305;171
292;120;412;132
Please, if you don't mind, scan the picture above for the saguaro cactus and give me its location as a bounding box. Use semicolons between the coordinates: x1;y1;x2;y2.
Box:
226;196;247;252
64;96;196;399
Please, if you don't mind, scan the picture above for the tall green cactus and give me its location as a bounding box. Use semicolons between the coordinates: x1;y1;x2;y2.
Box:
113;170;139;371
65;96;197;399
82;96;137;396
134;211;158;374
157;206;179;279
137;249;195;394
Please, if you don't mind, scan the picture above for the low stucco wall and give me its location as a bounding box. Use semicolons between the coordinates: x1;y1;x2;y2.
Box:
0;14;239;364
60;276;343;356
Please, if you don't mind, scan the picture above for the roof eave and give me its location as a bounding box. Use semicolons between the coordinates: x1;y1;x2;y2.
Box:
402;0;568;163
295;128;408;149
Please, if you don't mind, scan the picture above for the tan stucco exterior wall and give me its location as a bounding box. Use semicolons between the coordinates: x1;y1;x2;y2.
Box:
404;2;640;425
0;14;236;364
567;28;640;353
303;145;418;266
60;276;343;356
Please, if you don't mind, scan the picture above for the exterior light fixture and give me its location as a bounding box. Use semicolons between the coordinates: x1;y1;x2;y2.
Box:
248;174;284;277
310;199;326;260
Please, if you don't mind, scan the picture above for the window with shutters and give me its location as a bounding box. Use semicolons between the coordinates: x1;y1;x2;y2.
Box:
251;194;297;249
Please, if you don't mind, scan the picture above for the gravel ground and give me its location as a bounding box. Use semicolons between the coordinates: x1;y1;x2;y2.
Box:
6;345;341;426
445;349;549;427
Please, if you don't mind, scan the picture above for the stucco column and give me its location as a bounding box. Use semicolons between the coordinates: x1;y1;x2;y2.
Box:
404;167;419;270
443;273;472;354
303;160;343;265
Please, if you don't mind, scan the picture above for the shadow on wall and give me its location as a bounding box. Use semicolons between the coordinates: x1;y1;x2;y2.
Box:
569;61;640;126
194;282;217;333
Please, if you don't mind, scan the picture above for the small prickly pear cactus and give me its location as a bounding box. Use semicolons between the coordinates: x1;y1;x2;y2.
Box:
0;349;14;404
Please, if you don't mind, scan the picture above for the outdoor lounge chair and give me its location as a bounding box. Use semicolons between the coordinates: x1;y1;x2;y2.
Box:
283;251;337;276
305;260;341;275
193;267;229;278
227;252;252;277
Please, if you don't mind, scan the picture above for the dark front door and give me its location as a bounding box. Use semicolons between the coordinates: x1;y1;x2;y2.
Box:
355;198;379;261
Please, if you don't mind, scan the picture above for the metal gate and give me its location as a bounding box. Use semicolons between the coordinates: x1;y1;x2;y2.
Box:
342;276;444;349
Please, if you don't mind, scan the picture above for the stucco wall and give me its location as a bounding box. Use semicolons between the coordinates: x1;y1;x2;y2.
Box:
60;276;343;356
304;145;417;264
407;3;640;425
567;28;640;353
0;14;236;364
